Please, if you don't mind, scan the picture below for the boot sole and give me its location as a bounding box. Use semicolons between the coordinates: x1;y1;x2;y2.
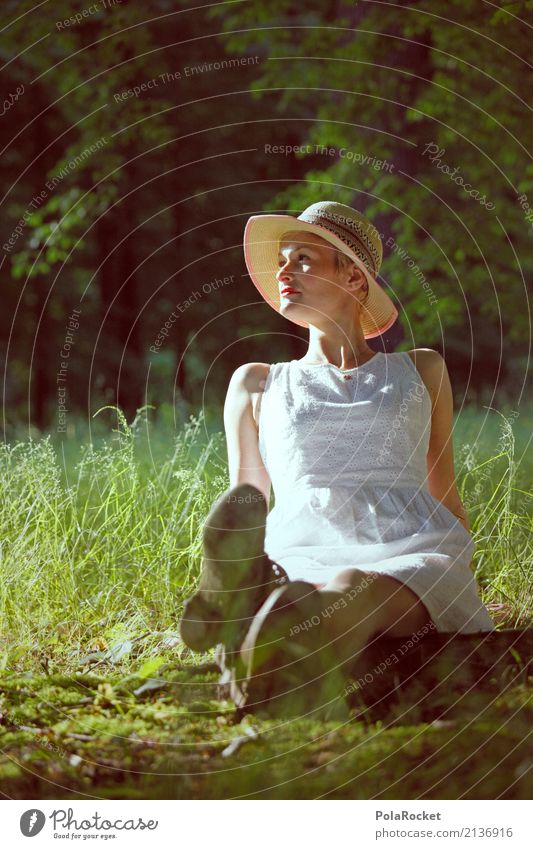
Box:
179;483;276;652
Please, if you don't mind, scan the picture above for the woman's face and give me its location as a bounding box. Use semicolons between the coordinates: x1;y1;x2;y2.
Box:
276;230;365;326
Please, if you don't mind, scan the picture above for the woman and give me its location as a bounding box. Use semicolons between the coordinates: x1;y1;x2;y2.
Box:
179;200;496;719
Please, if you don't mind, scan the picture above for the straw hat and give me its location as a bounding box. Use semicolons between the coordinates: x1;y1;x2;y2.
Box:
243;200;397;338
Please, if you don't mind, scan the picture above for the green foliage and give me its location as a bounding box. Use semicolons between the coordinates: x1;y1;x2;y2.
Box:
3;0;171;283
1;0;530;425
11;186;116;279
210;0;533;344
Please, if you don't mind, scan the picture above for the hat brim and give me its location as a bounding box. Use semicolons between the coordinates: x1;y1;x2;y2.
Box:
243;214;397;338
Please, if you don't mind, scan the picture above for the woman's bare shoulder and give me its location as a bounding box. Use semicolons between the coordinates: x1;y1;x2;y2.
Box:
406;347;442;363
229;362;272;395
406;348;446;405
406;348;444;371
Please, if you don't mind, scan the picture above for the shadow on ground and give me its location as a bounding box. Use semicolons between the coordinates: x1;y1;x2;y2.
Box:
1;637;532;799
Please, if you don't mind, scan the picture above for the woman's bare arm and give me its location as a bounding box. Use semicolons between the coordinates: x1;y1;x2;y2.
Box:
223;363;272;505
409;348;471;532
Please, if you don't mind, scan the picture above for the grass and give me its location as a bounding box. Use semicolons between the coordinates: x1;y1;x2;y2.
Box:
0;402;531;799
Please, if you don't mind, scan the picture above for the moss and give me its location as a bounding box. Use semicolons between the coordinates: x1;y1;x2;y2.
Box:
1;668;531;799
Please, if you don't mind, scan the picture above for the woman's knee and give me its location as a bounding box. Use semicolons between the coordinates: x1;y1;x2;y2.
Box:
368;575;434;637
322;567;376;593
323;570;433;636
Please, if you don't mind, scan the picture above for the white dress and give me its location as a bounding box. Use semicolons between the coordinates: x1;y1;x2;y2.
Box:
257;351;496;634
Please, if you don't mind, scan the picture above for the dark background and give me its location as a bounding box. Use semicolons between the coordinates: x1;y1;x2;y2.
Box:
1;0;531;435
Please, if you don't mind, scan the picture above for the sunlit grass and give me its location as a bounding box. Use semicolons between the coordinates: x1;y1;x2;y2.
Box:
0;403;531;675
0;408;229;674
455;405;532;628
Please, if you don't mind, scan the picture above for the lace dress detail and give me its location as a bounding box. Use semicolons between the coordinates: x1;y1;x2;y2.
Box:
257;351;495;633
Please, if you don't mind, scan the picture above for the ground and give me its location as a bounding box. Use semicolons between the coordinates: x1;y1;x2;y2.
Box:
1;642;531;800
1;409;530;798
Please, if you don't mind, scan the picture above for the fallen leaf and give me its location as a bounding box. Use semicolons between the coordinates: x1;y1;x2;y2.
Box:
136;657;166;679
221;723;260;757
108;640;133;663
133;678;168;698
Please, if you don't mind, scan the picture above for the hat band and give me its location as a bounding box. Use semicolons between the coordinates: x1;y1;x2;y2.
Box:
298;211;380;276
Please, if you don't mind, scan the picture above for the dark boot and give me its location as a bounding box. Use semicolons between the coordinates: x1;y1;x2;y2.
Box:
179;483;289;654
231;580;350;721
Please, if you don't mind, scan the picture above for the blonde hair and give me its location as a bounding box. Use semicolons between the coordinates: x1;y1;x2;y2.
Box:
334;250;352;272
334;249;369;301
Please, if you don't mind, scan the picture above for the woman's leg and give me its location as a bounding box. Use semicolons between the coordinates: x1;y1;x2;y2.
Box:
235;568;433;717
314;568;434;676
